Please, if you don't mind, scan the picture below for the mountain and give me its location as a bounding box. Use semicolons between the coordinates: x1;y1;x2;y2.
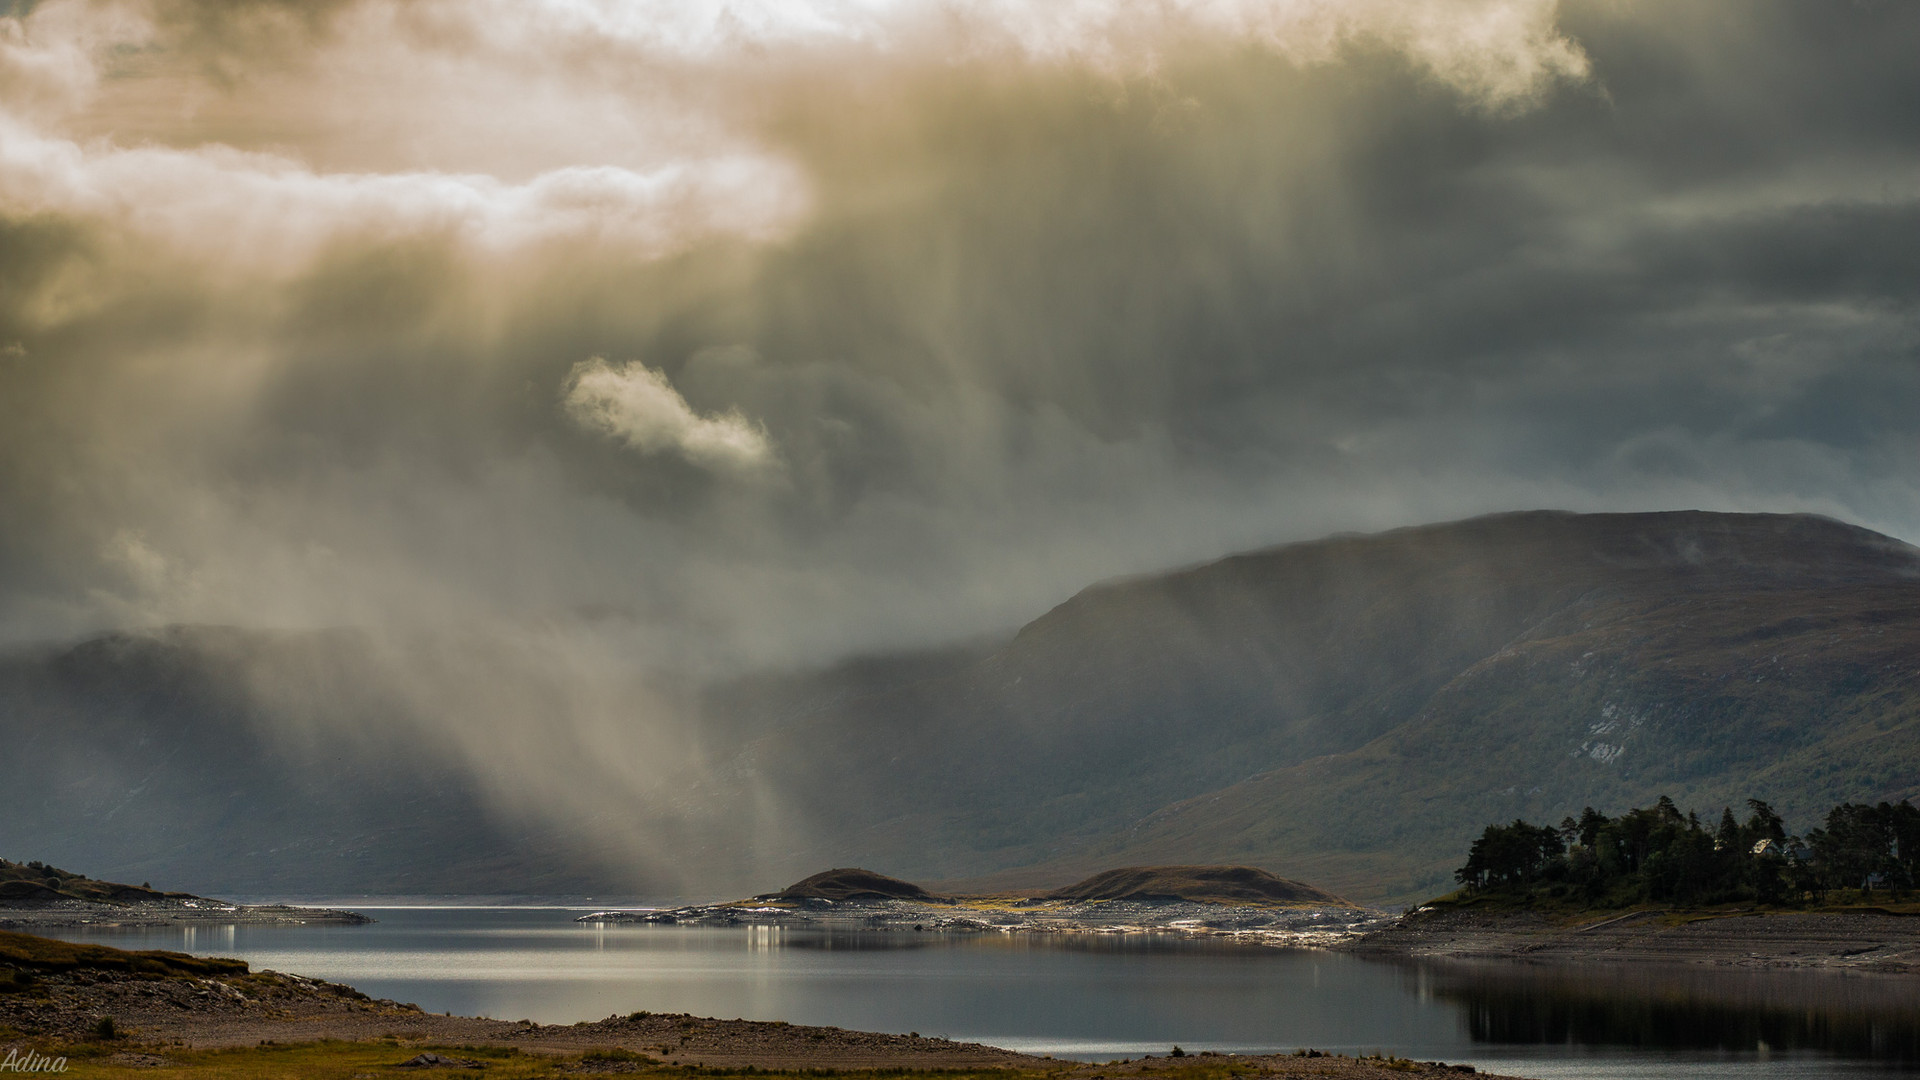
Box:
0;627;664;897
1010;525;1920;902
3;510;1917;904
709;510;1920;902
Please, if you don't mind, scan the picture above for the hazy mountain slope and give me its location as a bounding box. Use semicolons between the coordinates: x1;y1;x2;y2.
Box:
719;511;1920;893
964;572;1920;904
0;628;657;897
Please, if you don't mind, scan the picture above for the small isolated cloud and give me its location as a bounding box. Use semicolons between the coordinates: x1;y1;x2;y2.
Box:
562;356;773;472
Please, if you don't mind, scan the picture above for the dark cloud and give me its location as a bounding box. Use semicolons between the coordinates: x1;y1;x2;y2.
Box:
3;0;1915;639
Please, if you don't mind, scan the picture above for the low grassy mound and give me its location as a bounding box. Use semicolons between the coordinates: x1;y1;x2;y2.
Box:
1046;865;1353;907
0;929;248;978
775;868;935;901
0;858;184;904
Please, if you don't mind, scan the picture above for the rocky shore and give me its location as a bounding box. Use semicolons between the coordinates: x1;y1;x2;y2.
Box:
1345;905;1920;971
577;890;1920;973
0;897;372;930
577;897;1389;948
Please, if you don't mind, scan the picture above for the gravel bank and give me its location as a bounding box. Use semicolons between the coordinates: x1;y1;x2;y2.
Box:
0;898;371;930
580;898;1391;948
1345;906;1920;970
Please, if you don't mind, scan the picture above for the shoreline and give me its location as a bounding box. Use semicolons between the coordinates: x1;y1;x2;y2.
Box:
0;928;1517;1077
580;896;1920;971
23;890;1919;971
0;898;373;930
580;897;1392;949
1341;905;1920;971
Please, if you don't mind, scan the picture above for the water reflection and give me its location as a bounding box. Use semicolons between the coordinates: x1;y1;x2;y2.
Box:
37;910;1920;1076
1394;958;1920;1063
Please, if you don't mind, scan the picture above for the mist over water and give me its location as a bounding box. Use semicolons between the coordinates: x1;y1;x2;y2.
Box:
2;0;1918;886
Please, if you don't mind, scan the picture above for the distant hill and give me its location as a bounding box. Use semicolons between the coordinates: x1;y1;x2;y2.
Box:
4;510;1918;904
0;628;685;898
1044;865;1350;907
774;868;934;901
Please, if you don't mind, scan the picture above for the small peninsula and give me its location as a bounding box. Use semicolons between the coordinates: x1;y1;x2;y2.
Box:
0;858;369;930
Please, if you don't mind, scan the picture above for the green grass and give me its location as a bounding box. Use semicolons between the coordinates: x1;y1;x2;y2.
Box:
18;1041;1066;1080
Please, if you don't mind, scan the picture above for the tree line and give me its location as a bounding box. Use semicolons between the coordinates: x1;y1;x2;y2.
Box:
1454;796;1920;907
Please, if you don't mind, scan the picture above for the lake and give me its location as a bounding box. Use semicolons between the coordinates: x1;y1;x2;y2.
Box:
41;907;1920;1079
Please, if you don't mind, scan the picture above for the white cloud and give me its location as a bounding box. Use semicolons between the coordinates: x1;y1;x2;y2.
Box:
481;0;1587;104
0;115;805;282
562;357;775;473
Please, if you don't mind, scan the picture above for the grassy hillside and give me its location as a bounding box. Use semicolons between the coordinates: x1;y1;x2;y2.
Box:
977;570;1920;903
0;859;184;903
719;511;1920;901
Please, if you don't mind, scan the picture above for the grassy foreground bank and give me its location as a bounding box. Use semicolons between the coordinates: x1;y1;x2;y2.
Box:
0;1040;1501;1079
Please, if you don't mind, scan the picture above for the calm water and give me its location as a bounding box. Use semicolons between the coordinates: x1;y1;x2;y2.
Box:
43;907;1920;1080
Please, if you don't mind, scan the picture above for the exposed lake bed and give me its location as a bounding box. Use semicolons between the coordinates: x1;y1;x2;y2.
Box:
1352;904;1920;973
0;897;373;931
579;891;1920;973
578;896;1391;950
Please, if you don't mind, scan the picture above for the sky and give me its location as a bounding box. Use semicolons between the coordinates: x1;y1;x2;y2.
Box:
1;1;1917;868
2;0;1917;664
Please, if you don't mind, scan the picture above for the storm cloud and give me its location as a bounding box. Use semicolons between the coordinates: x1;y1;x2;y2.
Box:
0;0;1916;876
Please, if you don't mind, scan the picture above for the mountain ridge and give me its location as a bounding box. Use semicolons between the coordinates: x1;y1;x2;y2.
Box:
4;509;1917;902
717;510;1920;900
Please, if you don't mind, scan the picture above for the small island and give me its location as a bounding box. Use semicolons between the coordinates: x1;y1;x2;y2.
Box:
581;864;1380;947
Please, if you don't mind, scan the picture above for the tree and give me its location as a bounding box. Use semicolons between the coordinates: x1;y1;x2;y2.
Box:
1745;799;1787;843
1807;803;1899;894
1575;806;1609;848
1716;807;1740;851
1457;820;1566;891
1451;796;1917;908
